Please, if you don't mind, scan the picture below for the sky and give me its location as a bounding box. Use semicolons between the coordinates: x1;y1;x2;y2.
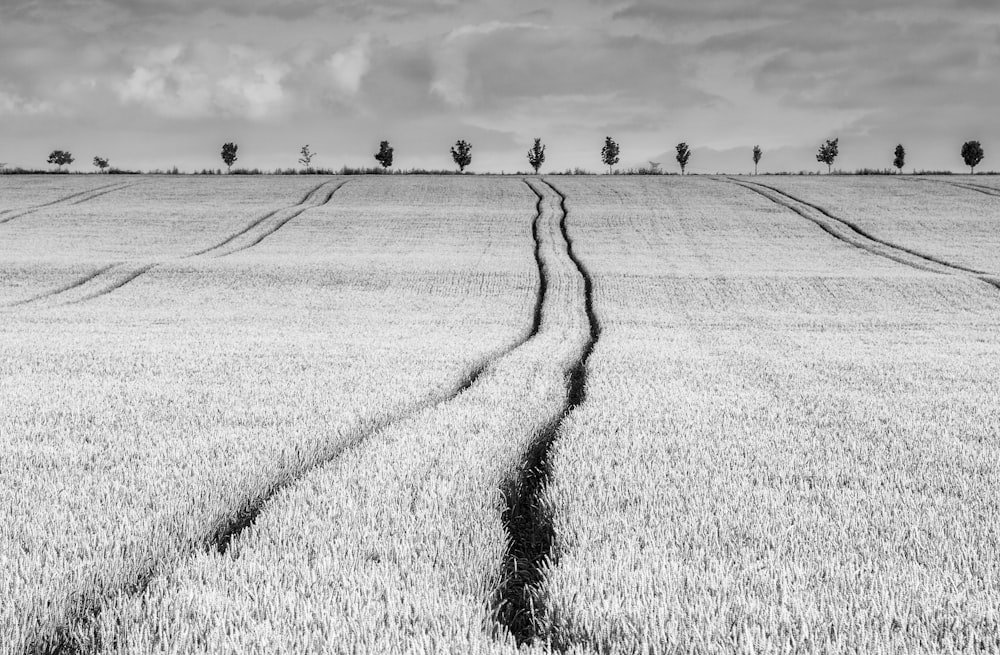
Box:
1;0;998;173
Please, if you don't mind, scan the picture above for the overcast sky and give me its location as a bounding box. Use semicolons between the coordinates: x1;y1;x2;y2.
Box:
1;0;998;173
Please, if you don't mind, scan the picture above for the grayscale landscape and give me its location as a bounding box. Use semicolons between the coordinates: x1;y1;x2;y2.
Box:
1;1;998;654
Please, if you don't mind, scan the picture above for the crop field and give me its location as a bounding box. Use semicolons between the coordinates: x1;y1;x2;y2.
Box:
1;175;998;654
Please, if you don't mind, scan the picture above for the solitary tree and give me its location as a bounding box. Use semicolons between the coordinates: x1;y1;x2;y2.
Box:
299;145;315;169
221;142;238;173
374;140;394;170
93;156;110;173
451;140;472;173
961;140;984;174
893;145;905;174
816;138;839;173
752;145;763;175
675;142;691;175
601;136;620;174
527;138;546;174
47;150;74;171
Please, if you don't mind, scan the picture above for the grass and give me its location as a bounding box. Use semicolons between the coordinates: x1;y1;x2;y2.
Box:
0;177;538;654
533;177;1000;653
2;175;999;653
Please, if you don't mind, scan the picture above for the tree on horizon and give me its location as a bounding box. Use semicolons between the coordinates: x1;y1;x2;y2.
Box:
93;156;109;173
451;140;472;173
752;145;762;175
816;138;839;173
893;145;905;174
221;142;238;173
374;140;394;170
47;150;74;171
299;145;314;169
601;136;620;174
527;138;546;174
961;140;984;174
675;142;691;175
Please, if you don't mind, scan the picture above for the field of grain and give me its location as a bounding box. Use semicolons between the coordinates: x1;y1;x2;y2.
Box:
1;174;998;654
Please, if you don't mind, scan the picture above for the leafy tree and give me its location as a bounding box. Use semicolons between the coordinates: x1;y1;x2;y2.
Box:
675;142;691;175
451;139;472;173
601;136;620;174
961;140;984;174
752;145;763;175
221;142;238;173
816;138;839;173
527;138;546;174
47;150;74;171
893;145;905;174
93;156;109;173
374;140;394;170
299;145;315;169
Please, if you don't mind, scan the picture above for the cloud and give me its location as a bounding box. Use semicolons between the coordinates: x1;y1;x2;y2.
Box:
431;21;547;106
115;43;288;120
0;88;54;116
327;34;372;97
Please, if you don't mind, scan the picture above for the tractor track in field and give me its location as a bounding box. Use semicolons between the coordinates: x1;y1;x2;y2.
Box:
0;182;137;225
724;177;1000;291
22;178;553;655
929;178;1000;198
6;180;347;309
491;179;600;650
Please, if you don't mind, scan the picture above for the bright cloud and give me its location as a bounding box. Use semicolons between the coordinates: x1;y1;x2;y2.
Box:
116;43;288;120
327;33;373;97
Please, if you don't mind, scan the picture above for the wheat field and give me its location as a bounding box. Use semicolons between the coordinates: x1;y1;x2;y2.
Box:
1;174;998;654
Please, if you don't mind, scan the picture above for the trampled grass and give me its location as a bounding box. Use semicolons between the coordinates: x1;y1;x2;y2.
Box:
2;175;999;654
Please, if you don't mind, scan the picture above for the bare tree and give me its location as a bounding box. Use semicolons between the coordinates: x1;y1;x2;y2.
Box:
527;138;546;174
299;145;315;169
451;140;472;173
601;136;620;174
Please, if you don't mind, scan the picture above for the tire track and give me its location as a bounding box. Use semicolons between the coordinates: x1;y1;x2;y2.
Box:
724;178;1000;290
189;180;333;257
9;180;346;309
214;180;348;257
491;179;599;649
23;180;550;655
0;182;136;225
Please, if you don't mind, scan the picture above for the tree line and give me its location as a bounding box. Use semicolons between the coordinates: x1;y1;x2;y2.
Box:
40;138;988;175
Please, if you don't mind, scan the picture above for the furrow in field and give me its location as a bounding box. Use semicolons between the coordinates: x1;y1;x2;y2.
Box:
189;179;340;257
491;179;600;649
725;178;1000;290
8;180;346;309
22;181;548;655
0;182;135;224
